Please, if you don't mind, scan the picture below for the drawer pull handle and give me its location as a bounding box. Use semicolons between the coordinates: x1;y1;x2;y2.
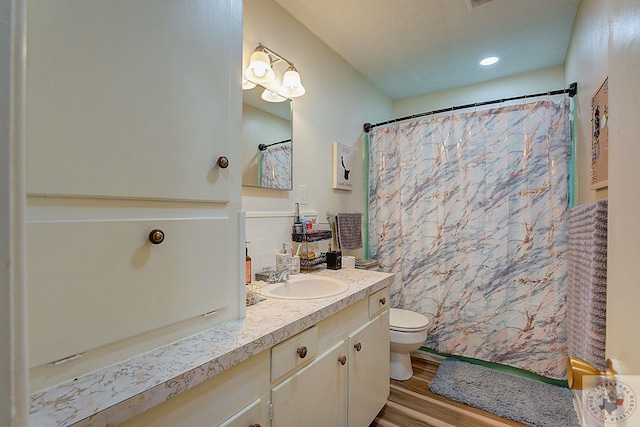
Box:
217;156;229;169
297;346;308;359
338;355;347;365
379;297;387;305
148;229;165;245
354;342;362;352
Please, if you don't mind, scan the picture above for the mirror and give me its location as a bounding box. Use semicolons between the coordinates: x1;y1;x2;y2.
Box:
242;83;293;190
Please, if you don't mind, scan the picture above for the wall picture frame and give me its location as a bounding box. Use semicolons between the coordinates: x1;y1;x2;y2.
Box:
332;142;353;190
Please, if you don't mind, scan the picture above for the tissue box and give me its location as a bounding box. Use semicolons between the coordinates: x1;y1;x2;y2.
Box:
326;251;342;270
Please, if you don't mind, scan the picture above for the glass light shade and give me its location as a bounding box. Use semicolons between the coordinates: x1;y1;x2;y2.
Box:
242;77;256;90
245;50;275;83
280;68;306;98
261;88;287;103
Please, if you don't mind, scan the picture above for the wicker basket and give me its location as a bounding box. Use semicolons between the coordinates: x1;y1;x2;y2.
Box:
245;282;262;306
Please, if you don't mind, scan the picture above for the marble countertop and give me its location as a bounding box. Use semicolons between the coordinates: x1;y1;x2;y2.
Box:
29;268;393;426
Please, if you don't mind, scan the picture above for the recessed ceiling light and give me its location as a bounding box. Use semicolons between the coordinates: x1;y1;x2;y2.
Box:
480;56;500;66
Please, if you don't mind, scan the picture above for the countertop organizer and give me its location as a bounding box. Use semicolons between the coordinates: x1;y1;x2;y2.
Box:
292;229;332;271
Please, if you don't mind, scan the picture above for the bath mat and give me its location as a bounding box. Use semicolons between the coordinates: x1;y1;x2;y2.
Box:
429;358;580;427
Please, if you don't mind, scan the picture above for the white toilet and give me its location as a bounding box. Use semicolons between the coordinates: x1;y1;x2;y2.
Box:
389;308;430;380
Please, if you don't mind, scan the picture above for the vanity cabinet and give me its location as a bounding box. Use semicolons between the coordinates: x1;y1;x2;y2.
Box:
272;341;349;425
270;286;390;427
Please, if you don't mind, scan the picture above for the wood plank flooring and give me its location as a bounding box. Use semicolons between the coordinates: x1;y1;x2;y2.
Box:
370;355;530;427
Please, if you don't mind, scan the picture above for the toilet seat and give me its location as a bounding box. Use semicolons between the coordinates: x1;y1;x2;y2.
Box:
390;308;429;332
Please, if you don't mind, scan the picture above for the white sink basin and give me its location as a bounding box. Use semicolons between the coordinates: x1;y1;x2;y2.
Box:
261;275;348;300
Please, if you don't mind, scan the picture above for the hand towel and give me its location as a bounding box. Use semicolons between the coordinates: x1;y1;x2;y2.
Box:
337;213;362;250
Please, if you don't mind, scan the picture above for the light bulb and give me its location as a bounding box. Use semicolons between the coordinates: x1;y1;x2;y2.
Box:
480;56;500;66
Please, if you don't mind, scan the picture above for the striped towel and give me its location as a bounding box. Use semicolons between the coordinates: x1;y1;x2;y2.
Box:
337;213;362;250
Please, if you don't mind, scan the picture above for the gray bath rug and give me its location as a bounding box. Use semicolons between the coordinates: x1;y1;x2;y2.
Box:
429;358;580;427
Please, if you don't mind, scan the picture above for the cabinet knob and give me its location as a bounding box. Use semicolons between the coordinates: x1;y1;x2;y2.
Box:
338;355;347;365
249;424;261;427
379;297;386;305
297;346;308;359
148;229;165;245
354;342;362;352
217;156;229;169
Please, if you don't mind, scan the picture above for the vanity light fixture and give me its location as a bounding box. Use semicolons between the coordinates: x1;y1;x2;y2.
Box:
243;43;306;100
480;56;500;66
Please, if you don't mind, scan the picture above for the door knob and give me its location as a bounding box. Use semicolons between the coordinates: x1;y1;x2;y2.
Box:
297;346;308;359
217;156;229;169
148;229;165;245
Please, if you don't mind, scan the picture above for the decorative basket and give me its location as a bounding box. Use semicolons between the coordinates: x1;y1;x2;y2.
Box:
245;282;262;306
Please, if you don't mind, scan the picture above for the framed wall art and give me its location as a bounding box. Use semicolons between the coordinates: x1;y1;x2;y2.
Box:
590;77;608;190
332;141;354;190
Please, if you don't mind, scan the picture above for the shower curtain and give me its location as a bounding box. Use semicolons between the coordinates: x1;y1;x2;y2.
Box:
259;143;292;189
369;99;571;379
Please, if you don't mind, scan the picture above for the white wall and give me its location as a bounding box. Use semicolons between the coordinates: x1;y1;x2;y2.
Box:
564;0;610;205
242;0;394;260
606;0;640;375
395;65;566;118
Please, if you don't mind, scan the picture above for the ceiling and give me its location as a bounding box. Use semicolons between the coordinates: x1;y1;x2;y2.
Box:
273;0;580;100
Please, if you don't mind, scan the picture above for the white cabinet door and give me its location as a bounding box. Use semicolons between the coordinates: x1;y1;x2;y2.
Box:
348;310;390;427
27;217;230;367
272;341;348;427
26;0;238;203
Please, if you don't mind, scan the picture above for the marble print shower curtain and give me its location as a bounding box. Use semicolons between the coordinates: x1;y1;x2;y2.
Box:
259;144;292;189
369;99;571;379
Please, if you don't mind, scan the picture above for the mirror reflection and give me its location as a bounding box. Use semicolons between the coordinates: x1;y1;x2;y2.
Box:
242;84;292;190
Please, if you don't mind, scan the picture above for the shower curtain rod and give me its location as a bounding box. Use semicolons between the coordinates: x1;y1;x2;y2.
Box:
258;138;291;151
363;82;577;133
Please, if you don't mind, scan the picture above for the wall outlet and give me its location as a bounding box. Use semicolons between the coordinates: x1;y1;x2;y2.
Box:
299;185;308;205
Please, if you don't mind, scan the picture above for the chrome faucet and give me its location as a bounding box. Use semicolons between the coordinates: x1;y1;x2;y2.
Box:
271;266;292;283
256;266;292;284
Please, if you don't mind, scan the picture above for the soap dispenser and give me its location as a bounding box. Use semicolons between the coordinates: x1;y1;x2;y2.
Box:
276;243;291;271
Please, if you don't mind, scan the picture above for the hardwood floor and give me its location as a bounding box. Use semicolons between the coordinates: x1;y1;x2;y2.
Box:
370;355;530;427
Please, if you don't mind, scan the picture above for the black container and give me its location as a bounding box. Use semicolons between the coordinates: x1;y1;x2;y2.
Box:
326;251;342;270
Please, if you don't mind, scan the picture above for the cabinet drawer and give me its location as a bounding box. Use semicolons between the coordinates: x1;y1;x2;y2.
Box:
369;287;390;318
271;326;318;382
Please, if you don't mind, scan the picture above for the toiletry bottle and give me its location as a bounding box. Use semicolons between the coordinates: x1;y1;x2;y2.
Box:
245;243;252;284
293;203;302;234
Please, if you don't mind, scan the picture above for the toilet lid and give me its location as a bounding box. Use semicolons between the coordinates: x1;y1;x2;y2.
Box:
390;308;429;332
